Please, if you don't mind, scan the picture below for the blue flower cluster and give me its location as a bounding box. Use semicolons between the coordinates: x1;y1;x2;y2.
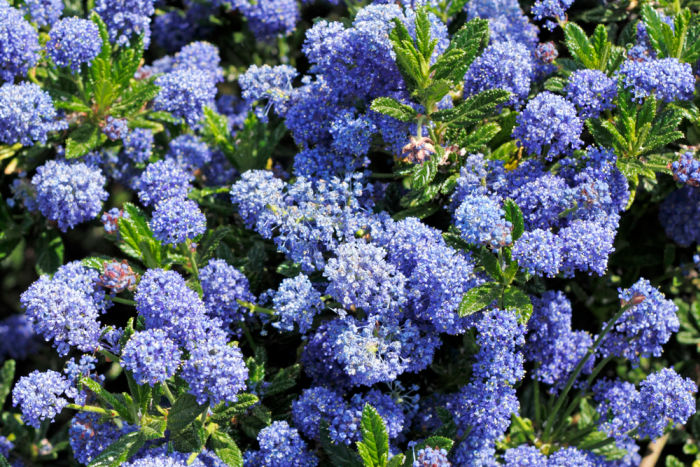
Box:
3;1;699;465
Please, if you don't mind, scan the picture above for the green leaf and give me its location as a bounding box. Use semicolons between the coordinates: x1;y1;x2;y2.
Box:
264;364;300;396
35;229;64;275
441;18;489;82
503;287;533;323
392;204;439;220
172;420;206;453
432;89;510;124
320;423;364;467
210;431;243;467
81;377;131;420
386;454;405;467
478;249;502;282
414;8;433;60
458;282;501;317
0;359;15;407
90;12;112;60
167;392;208;434
357;405;389;467
411;150;440;189
140;418;166;440
88;431;144;467
370;97;418;122
111;79;160;117
564;22;597;68
503;199;524;241
0;454;9;467
66;123;101;159
389;18;423;90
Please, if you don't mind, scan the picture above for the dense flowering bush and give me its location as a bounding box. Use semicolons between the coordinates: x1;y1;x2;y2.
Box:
0;0;699;466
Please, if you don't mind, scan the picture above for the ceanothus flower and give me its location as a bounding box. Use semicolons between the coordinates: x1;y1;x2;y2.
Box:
137;159;193;207
671;151;700;187
31;160;108;231
272;274;324;334
512;229;563;277
413;446;451;466
244;421;318;467
200;259;256;328
69;412;135;465
593;378;639;439
617;58;695;103
102;116;128;140
121;329;181;386
503;445;546;466
0;436;12;458
166;134;212;170
53;260;110;312
239;64;297;116
0;82;66;146
20;275;102;355
659;186;700;246
94;0;155;47
46;18;102;71
0;314;40;360
0;4;40;81
512;91;583;160
547;447;593;465
329;111;375;157
122;128;153;164
454;194;512;248
181;334;248;406
599;278;679;363
235;0;300;40
23;0;63;26
172;41;223;82
150;197;206;245
565;69;617;119
532;0;574;30
12;370;73;428
323;241;407;317
463;40;534;108
154;69;217;126
292;386;347;441
635;368;696;439
135;268;209;345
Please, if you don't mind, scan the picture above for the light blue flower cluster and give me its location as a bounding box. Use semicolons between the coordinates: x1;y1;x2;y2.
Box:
154;69;217;126
0;82;66;146
671;151;700;187
123;128;154;164
69;412;135;465
200;258;256;329
600;278;679;363
31;160;108;231
272;274;323;333
0;3;40;81
46;18;102;71
165;134;212;170
121;329;182;386
617;58;695;103
24;0;63;26
244;421;318;467
565;69;617;119
94;0;155;46
12;370;74;428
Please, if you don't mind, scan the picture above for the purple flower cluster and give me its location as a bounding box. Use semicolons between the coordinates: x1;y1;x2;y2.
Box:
0;82;66;146
46;18;102;71
0;3;40;82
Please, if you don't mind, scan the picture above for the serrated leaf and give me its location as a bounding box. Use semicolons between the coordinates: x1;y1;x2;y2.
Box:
81;377;132;420
370;97;418;122
66;123;101;159
415;8;433;60
433;89;510;124
458;282;500;317
392;204;439;220
478;249;502;282
35;229;64;275
172;419;205;453
503;199;524;241
564;22;597;68
357;405;389;467
140;418;166;440
443;18;490;81
411;151;440;189
167;392;208;434
503;287;533;323
264;364;300;396
0;360;15;407
210;431;243;467
88;431;144;467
